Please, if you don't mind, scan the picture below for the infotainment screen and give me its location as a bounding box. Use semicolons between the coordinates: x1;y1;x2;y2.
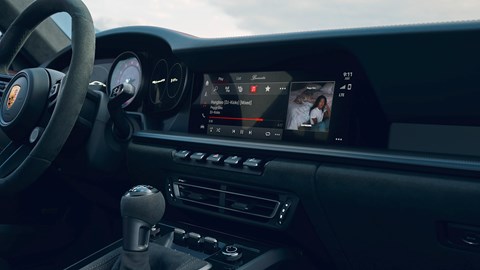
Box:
189;70;354;145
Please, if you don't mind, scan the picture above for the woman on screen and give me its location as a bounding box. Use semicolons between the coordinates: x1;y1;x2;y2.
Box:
309;95;331;131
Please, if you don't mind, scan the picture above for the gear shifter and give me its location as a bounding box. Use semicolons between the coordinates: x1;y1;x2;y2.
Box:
112;185;211;270
121;185;165;252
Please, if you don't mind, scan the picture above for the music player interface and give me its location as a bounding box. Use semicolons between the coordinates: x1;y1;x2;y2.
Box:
190;70;353;144
198;72;291;140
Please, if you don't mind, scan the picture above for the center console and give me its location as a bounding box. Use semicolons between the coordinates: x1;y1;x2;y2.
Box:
66;222;313;270
67;49;377;270
65;185;315;270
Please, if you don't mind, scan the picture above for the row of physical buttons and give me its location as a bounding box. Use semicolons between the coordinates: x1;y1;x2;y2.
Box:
175;150;263;169
173;228;243;262
173;228;220;254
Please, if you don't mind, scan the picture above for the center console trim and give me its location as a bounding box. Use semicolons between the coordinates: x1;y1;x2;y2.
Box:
133;131;480;175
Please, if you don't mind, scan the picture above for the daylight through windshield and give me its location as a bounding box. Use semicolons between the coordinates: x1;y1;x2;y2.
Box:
80;0;480;37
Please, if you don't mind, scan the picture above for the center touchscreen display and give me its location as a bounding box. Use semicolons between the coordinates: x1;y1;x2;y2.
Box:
189;71;353;144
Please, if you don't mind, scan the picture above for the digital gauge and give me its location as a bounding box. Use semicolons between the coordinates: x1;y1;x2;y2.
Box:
108;52;142;108
148;59;187;112
149;59;168;105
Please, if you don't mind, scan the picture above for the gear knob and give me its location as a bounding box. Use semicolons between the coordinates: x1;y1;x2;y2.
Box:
121;185;165;251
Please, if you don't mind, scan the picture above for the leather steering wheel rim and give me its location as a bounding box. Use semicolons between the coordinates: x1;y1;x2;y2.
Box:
0;0;95;194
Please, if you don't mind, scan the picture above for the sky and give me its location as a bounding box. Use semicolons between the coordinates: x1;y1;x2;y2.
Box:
80;0;480;38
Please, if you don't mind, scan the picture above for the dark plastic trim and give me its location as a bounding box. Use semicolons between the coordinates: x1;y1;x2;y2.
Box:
133;132;480;176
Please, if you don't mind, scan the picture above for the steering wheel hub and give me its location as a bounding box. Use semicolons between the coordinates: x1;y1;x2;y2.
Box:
3;77;27;122
0;69;51;141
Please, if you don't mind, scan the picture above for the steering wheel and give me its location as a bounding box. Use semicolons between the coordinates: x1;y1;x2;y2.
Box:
0;0;95;194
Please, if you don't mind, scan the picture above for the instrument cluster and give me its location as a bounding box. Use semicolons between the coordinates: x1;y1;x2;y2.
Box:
91;51;188;112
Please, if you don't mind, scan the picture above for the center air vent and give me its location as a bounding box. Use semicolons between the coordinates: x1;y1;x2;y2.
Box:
167;178;297;228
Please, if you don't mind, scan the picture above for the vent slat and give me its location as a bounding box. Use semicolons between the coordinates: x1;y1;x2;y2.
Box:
173;179;281;220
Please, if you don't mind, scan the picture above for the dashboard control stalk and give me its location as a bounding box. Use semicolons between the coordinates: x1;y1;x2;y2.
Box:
108;83;135;140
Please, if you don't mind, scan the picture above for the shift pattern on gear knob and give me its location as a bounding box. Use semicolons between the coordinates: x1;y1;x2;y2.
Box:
126;185;159;197
121;185;165;252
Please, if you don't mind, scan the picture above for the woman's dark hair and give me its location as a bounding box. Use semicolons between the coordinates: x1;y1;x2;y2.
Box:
310;95;327;112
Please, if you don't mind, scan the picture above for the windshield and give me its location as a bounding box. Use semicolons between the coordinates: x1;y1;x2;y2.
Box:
79;0;480;38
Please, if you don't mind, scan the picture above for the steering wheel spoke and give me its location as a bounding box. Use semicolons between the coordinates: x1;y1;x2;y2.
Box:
0;141;31;178
47;77;63;109
0;73;13;97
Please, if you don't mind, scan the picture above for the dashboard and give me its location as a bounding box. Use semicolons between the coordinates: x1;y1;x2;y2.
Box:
52;24;479;156
53;27;388;147
48;23;480;168
46;22;480;269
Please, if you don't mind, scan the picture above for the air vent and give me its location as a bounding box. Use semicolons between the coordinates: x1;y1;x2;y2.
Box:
170;178;289;224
